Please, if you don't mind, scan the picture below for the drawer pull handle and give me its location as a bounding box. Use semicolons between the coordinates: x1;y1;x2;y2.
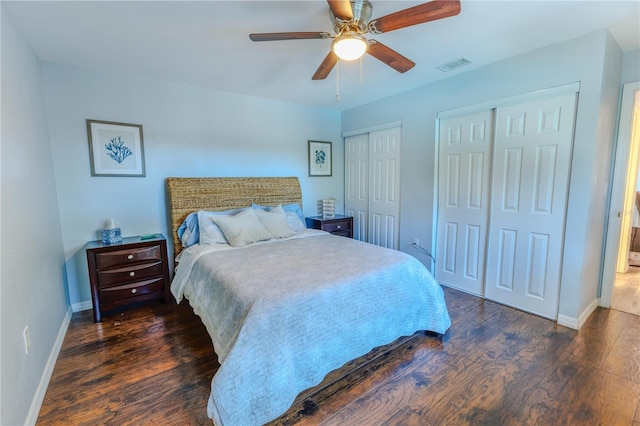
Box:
337;225;341;229
131;288;137;294
127;255;134;260
129;272;135;277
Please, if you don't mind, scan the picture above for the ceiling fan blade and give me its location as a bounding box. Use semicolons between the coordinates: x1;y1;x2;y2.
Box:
327;0;353;21
368;0;461;34
312;51;339;80
367;40;415;73
249;32;331;42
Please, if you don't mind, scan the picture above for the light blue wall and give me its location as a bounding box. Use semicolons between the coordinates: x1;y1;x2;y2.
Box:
341;29;623;324
1;5;68;425
40;62;342;308
621;48;640;85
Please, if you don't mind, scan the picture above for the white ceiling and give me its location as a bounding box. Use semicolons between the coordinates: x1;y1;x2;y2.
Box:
5;0;640;110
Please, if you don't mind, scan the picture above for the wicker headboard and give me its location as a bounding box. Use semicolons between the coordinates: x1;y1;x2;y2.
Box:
166;177;302;255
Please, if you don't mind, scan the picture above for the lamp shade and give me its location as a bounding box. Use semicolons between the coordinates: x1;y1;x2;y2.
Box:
332;34;367;61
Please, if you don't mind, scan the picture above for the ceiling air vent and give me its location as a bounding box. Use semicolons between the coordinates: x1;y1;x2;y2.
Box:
436;57;472;72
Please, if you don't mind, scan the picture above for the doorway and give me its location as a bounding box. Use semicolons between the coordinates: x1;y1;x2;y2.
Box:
601;82;640;314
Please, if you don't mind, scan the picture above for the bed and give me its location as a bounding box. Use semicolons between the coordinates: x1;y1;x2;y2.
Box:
166;177;451;426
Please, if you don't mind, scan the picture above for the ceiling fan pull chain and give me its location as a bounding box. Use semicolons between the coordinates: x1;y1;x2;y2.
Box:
360;56;363;84
336;60;341;102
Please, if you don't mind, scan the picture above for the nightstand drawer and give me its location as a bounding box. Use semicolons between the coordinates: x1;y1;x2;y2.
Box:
99;277;165;304
95;245;162;269
97;261;164;287
322;220;351;233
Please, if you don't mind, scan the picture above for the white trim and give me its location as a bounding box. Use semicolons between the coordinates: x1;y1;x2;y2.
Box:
557;298;599;330
557;314;579;330
430;115;440;272
25;307;72;426
439;282;483;297
71;300;92;312
342;120;403;137
579;298;600;327
437;82;581;119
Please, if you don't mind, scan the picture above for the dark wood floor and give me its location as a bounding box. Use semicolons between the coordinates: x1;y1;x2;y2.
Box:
37;287;640;425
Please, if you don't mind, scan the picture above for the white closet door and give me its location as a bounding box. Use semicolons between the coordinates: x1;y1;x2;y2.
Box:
345;127;402;248
369;128;402;249
435;110;494;295
485;93;577;319
345;133;369;241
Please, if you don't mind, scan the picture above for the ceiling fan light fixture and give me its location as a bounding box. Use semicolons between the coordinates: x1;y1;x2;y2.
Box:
332;34;368;61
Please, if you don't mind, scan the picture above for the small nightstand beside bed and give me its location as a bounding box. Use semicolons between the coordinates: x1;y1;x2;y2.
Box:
166;177;451;426
85;234;171;322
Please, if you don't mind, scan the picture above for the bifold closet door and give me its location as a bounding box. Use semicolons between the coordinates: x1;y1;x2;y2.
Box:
484;93;577;319
435;110;494;295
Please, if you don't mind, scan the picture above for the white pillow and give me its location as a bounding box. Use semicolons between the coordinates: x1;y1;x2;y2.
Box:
198;208;244;245
285;211;306;232
254;205;295;238
211;208;273;247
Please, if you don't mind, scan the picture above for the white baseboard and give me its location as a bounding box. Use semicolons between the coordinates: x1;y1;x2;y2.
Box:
557;313;579;329
25;307;72;426
557;298;600;330
578;298;600;327
71;300;92;312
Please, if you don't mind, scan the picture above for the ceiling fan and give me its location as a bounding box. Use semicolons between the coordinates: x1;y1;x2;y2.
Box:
249;0;461;80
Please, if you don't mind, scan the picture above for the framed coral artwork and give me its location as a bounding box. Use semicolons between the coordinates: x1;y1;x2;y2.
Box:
308;140;332;177
86;119;145;177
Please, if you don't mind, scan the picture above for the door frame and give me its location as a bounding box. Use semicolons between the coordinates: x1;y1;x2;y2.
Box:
342;120;403;138
600;81;640;307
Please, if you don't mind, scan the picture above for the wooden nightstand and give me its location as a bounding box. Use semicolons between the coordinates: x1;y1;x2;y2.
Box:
306;215;353;238
85;234;171;322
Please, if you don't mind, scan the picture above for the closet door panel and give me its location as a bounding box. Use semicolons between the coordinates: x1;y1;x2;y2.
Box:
435;110;494;295
497;228;517;290
443;222;458;274
464;224;482;279
368;128;401;249
485;92;577;319
501;148;523;212
345;134;369;241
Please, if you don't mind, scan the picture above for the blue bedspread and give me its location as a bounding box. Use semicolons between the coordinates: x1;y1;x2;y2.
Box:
172;231;451;425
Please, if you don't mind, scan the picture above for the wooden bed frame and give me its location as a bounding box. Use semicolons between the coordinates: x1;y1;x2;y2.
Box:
166;176;302;255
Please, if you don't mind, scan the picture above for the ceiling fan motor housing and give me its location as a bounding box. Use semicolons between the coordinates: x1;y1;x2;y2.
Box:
330;0;373;34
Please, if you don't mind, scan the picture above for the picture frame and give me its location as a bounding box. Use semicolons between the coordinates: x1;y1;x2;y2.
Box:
87;119;145;177
308;140;332;177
